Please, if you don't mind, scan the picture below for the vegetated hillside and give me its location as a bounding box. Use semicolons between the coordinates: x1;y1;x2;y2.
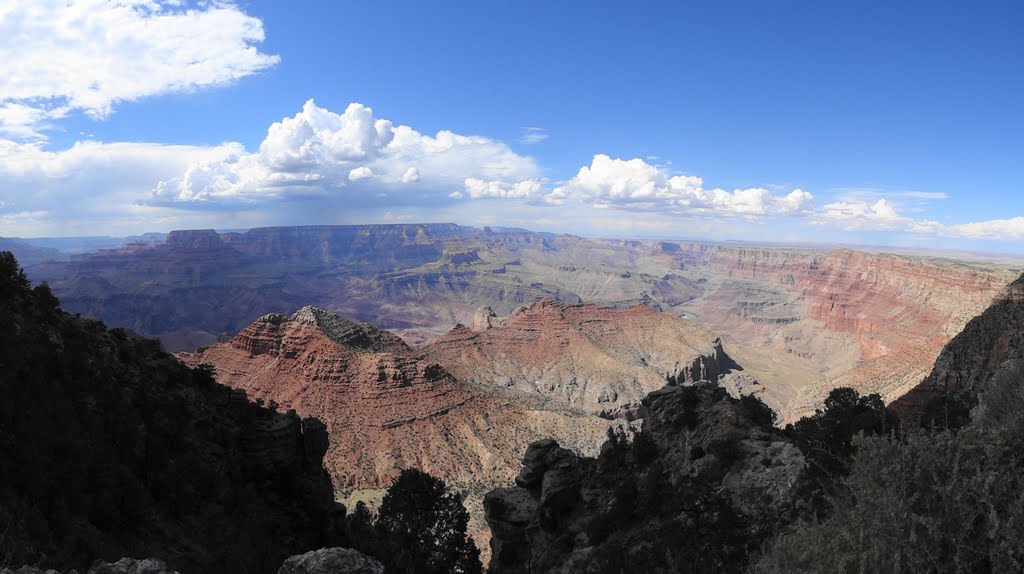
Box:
0;252;340;574
753;271;1024;573
28;224;1016;421
484;381;808;573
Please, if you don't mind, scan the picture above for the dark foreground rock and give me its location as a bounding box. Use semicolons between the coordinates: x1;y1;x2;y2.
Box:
1;558;180;574
0;252;340;574
485;381;805;573
276;548;384;574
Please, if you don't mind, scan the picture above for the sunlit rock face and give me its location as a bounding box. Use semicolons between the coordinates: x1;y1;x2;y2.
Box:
427;299;731;419
180;305;614;492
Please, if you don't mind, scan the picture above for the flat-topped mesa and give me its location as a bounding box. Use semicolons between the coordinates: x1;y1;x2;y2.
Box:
164;228;224;249
425;298;735;419
219;223;467;265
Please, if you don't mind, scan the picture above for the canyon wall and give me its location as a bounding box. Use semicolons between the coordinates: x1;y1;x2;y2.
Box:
672;244;1017;420
426;299;732;418
890;272;1024;421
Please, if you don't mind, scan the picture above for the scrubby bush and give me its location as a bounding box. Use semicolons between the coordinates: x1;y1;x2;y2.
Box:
346;469;482;574
756;364;1024;574
786;387;899;482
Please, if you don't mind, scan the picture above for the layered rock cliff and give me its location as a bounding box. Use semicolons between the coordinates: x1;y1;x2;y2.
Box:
681;244;1017;420
0;253;339;574
426;299;735;418
484;382;805;573
890;272;1024;422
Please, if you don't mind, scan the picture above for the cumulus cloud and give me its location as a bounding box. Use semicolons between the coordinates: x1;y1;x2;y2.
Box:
451;178;544;199
0;0;278;138
154;100;540;204
547;154;814;217
401;167;421;183
949;217;1024;240
348;166;374;181
816;196;1024;241
819;199;908;230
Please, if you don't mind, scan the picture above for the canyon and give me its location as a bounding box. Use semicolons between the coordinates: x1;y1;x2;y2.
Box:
5;224;1023;571
24;224;1019;422
22;223;1018;562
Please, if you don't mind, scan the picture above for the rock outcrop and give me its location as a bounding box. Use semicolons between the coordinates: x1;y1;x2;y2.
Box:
427;299;733;418
890;272;1024;422
277;548;384;574
1;558;181;574
485;382;805;574
0;253;339;574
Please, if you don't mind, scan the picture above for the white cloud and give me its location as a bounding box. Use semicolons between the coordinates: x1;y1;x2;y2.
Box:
547;154;814;217
401;167;421;183
949;217;1024;240
817;197;1024;241
0;0;278;138
154;100;540;204
819;198;908;230
0;137;236;235
519;127;549;144
348;166;374;181
452;178;544;200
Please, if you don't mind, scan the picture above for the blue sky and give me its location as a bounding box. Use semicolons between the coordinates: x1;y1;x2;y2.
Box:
1;1;1023;252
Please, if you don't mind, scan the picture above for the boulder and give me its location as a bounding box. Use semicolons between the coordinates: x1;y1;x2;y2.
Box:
276;548;384;574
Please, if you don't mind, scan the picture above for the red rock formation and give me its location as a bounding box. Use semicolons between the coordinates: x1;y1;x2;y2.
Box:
426;299;731;418
179;306;613;492
679;244;1017;418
